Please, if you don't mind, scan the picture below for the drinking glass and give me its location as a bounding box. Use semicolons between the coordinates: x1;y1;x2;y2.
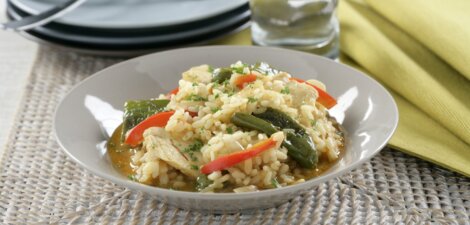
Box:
250;0;339;59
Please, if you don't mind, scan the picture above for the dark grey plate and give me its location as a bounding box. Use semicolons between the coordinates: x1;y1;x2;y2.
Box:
8;1;250;48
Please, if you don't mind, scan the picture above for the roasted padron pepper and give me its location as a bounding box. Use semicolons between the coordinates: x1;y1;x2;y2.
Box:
121;99;170;141
211;68;233;84
231;108;318;168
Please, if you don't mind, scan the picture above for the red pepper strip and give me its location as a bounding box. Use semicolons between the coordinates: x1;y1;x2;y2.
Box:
200;138;277;174
125;111;175;146
289;77;337;109
167;87;179;97
235;74;257;89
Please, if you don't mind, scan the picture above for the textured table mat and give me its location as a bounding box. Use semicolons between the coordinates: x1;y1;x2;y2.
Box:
0;47;468;225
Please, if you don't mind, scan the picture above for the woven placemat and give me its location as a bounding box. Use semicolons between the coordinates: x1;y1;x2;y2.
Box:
0;47;468;225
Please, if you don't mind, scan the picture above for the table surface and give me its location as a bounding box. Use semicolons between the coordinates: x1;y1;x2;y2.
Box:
0;3;468;223
0;1;38;162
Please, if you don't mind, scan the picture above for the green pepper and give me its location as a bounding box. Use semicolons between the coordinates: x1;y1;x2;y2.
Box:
195;175;212;191
211;68;233;84
254;107;306;135
231;113;278;135
282;131;318;168
122;99;169;141
231;111;318;168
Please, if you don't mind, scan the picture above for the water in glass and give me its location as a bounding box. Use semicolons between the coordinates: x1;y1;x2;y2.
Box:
250;0;339;59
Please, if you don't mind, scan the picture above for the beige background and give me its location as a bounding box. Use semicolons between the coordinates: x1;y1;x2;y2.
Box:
0;1;37;161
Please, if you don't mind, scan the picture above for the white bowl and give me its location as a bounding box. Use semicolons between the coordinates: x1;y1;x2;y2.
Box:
54;46;398;212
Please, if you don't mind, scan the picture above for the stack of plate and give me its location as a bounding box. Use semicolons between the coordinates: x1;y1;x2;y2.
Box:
6;0;250;56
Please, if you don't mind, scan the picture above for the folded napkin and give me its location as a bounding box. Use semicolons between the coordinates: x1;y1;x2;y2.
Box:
213;0;470;176
338;0;470;176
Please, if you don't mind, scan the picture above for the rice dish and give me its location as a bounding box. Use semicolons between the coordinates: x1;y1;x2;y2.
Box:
107;61;344;193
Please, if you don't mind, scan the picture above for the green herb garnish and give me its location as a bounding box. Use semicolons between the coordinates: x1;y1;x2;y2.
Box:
271;178;281;188
280;87;290;94
196;175;212;191
226;127;234;134
211;107;221;113
191;165;199;170
128;174;138;181
183;139;204;161
233;67;245;74
185;94;208;102
310;120;317;127
248;97;258;103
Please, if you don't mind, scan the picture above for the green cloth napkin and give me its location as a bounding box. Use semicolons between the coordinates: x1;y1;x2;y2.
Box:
212;0;470;176
338;0;470;176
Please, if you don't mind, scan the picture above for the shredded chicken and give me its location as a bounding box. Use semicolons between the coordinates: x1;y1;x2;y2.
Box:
288;81;318;107
143;128;199;178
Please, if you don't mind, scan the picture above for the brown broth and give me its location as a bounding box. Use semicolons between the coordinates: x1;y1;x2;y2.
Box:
107;125;135;178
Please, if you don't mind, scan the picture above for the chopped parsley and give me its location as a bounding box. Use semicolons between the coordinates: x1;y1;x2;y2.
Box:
188;139;204;151
186;153;198;161
247;97;258;103
214;93;220;99
191;165;199;170
280;87;290;94
196;175;212;191
232;63;248;74
271;178;281;188
207;65;214;73
310;119;317;127
222;79;230;86
192;83;198;87
211;107;220;113
185;94;208;102
233;67;244;74
183;139;204;161
127;174;138;181
226;127;234;134
227;91;235;97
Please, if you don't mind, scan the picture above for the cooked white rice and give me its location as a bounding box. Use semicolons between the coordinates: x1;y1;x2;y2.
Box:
131;62;344;192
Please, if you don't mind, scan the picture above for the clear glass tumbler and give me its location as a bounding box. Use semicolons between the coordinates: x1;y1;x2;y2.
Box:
250;0;339;59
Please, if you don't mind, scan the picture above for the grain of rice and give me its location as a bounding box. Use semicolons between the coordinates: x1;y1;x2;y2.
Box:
233;185;258;193
159;174;169;185
270;161;281;171
208;171;221;180
252;155;260;167
243;177;251;186
263;170;273;186
281;174;295;183
262;150;271;163
243;158;253;174
279;164;289;174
